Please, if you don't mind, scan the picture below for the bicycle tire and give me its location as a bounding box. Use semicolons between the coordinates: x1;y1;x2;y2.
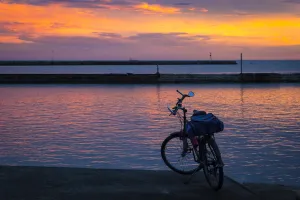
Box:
202;138;224;191
161;132;202;175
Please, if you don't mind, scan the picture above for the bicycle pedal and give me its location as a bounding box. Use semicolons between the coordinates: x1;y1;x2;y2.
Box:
216;163;224;168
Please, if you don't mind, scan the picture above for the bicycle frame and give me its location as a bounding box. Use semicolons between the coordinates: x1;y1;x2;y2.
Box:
178;109;216;164
176;108;202;164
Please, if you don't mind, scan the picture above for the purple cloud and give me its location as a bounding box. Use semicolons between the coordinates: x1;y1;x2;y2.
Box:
126;32;210;47
2;0;138;8
50;22;75;29
17;34;126;47
147;0;296;14
98;32;123;38
173;2;191;6
2;32;298;60
0;26;12;35
2;0;297;15
15;32;209;47
282;0;300;3
0;32;213;60
0;22;25;34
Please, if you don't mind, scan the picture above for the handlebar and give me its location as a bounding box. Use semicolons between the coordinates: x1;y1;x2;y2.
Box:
168;90;194;115
176;90;184;96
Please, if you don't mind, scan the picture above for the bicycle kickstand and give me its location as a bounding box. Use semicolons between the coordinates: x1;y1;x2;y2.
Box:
184;167;199;185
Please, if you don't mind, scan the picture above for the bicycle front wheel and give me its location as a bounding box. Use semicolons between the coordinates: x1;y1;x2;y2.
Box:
161;132;202;175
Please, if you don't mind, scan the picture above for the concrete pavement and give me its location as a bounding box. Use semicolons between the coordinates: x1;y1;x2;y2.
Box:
0;165;258;200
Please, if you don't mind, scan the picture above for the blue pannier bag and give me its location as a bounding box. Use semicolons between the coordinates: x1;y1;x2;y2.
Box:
187;112;224;137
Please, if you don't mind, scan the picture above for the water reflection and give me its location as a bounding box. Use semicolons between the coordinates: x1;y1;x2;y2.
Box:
0;84;299;186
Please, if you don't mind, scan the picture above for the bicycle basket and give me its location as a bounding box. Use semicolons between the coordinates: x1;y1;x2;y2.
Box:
187;113;224;137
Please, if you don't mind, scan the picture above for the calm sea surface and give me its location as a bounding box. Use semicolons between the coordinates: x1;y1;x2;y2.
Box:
0;60;300;74
0;84;300;186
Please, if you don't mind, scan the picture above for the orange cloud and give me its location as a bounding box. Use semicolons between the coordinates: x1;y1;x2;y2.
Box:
0;2;125;37
134;2;180;14
187;7;208;13
0;2;300;48
199;8;208;12
0;35;30;44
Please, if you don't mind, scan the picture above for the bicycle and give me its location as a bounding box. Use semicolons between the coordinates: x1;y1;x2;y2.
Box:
161;90;224;191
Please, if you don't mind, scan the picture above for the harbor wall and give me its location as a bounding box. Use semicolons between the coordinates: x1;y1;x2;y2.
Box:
0;73;300;84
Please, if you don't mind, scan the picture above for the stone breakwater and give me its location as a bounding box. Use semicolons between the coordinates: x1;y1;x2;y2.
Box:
0;73;299;84
0;60;237;66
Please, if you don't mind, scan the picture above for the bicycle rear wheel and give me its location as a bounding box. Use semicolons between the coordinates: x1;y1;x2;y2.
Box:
202;137;224;191
161;132;202;175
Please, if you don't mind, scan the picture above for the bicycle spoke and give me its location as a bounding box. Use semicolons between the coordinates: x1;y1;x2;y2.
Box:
162;134;200;174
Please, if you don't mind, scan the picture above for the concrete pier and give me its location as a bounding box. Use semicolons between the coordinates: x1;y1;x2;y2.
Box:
0;165;256;200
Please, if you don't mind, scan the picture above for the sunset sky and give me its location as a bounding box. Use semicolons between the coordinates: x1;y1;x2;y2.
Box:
0;0;300;60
